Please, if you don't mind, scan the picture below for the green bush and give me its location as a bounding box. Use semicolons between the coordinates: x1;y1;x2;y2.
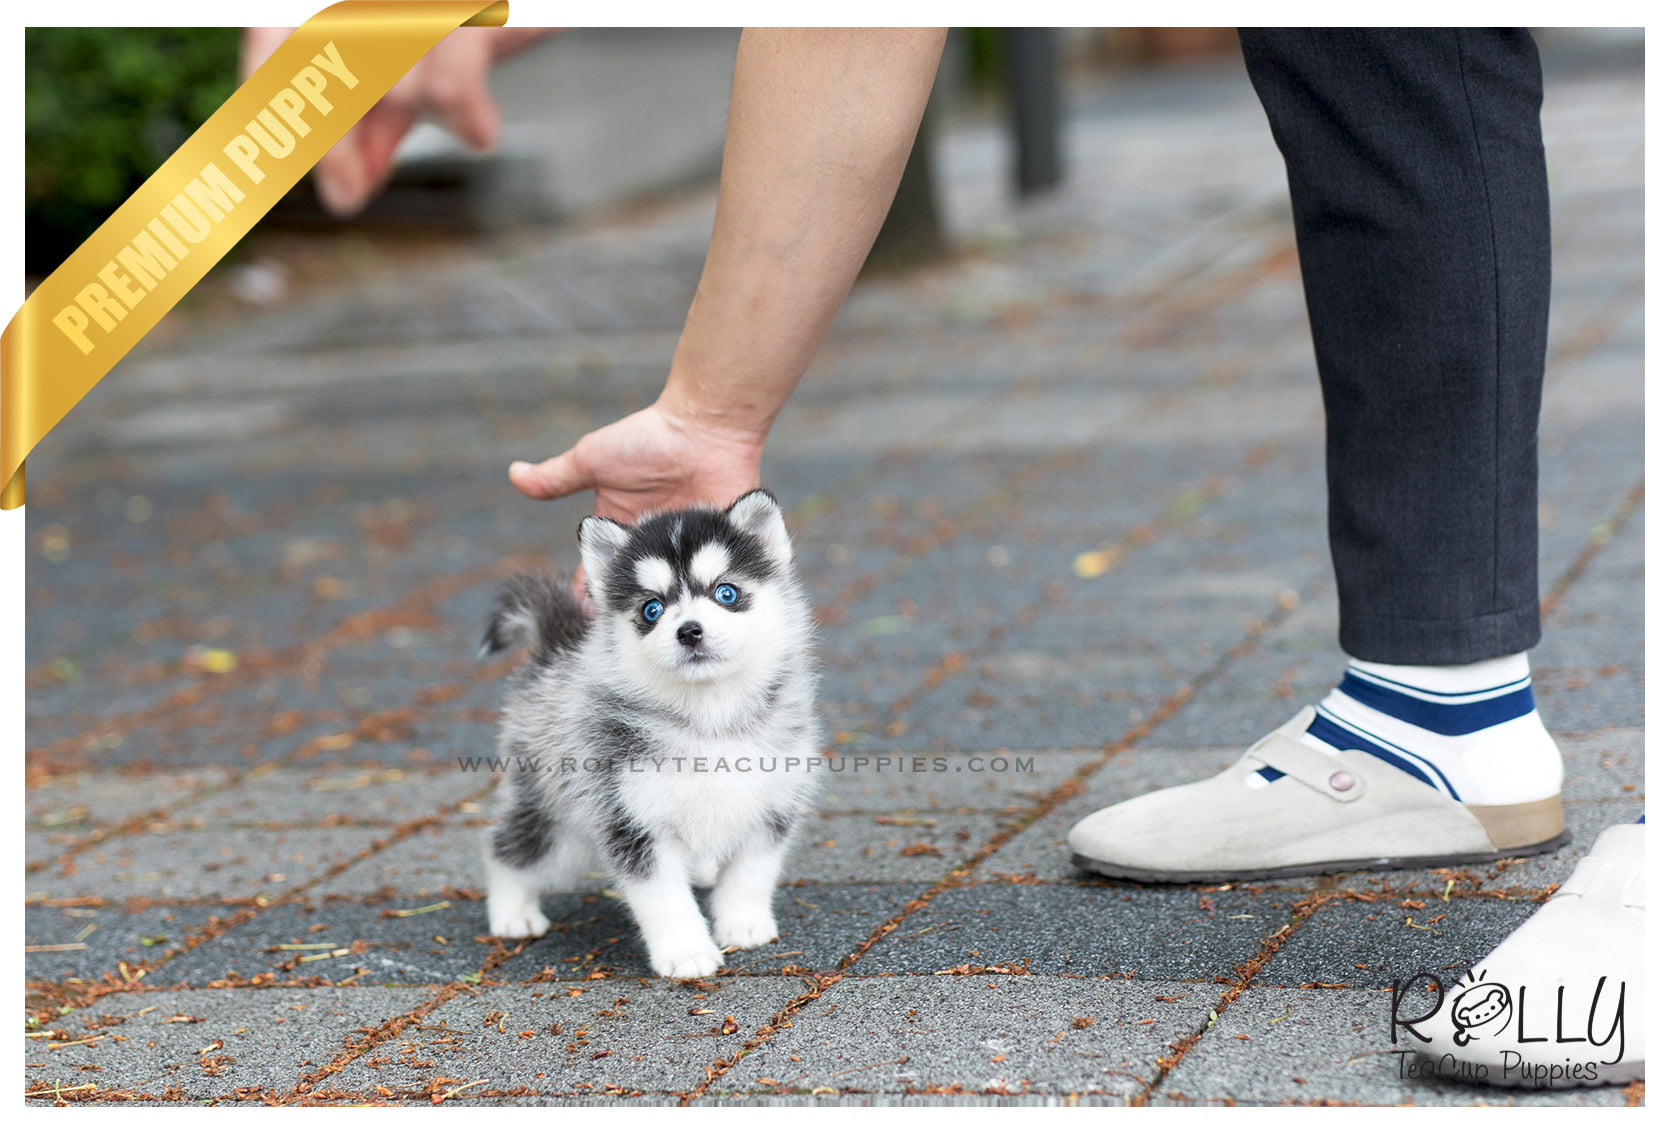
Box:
25;27;240;274
964;28;1006;89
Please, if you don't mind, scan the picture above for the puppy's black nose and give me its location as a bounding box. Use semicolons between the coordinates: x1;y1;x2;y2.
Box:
676;621;704;647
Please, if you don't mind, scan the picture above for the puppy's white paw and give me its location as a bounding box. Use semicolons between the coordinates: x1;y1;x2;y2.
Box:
651;939;725;979
713;914;779;950
489;906;551;939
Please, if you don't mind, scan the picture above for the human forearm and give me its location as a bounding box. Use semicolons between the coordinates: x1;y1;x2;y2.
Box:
656;27;947;447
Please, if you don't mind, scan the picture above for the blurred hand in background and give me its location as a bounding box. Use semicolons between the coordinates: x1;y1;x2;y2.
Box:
240;25;553;217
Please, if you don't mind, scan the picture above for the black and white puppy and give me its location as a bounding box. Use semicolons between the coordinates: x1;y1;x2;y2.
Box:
477;490;820;978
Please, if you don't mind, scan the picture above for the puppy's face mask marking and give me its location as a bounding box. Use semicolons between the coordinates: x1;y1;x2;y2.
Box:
578;491;793;687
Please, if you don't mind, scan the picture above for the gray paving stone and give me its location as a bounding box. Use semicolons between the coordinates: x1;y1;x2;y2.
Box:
1174;640;1343;711
1129;679;1339;750
25;828;91;876
814;749;1063;814
321;977;806;1097
31;704;485;775
1555;727;1645;803
786;811;1015;885
1533;662;1644;734
976;808;1112;886
1160;987;1629;1105
24;988;431;1101
26;904;241;986
729;974;1202;1099
26;769;231;830
755;885;928;973
38;827;386;901
167;767;478;828
874;677;1179;753
1254;897;1539;990
852;883;1291;981
701;1092;1132;1105
144;898;495;988
431;1094;690;1105
1537;487;1644;605
311;821;487;899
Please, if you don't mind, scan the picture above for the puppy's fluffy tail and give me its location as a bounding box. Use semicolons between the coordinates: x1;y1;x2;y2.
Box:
479;573;589;663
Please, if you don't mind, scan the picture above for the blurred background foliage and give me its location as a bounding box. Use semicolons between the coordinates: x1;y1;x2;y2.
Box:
964;27;1005;88
25;27;240;275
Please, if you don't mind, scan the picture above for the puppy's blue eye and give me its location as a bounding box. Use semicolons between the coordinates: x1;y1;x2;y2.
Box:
714;584;738;606
642;599;664;622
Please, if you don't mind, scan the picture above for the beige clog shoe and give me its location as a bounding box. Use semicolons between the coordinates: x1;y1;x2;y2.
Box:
1067;708;1568;882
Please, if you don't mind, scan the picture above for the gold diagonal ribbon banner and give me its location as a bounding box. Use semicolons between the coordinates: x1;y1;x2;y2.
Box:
0;1;509;510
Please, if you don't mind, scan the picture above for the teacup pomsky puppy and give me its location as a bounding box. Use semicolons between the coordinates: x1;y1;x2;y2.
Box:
477;490;820;978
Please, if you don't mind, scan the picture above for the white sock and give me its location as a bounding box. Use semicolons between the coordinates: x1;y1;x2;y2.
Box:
1252;652;1563;805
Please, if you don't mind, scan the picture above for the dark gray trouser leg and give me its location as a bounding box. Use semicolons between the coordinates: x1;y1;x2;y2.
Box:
1238;28;1551;664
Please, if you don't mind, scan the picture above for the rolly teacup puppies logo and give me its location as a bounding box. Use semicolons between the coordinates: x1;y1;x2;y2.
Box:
1390;968;1628;1086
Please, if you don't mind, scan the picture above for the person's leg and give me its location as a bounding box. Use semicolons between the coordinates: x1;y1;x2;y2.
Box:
1069;29;1565;881
1241;28;1550;664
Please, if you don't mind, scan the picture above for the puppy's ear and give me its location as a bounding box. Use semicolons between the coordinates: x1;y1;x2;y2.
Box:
727;489;791;566
577;516;632;605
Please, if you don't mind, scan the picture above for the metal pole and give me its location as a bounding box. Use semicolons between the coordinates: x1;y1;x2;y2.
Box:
1007;27;1062;195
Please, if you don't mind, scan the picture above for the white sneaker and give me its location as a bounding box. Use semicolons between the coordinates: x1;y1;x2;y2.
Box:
1404;823;1644;1087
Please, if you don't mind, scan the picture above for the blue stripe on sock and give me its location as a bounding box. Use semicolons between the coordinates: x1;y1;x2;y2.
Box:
1344;667;1528;700
1337;673;1534;736
1306;711;1462;800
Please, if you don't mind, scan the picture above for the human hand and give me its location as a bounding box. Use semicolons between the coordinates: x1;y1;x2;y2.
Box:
241;26;548;216
508;402;766;524
510;402;768;604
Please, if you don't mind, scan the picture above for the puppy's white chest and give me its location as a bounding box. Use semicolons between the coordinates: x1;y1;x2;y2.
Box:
622;730;811;835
